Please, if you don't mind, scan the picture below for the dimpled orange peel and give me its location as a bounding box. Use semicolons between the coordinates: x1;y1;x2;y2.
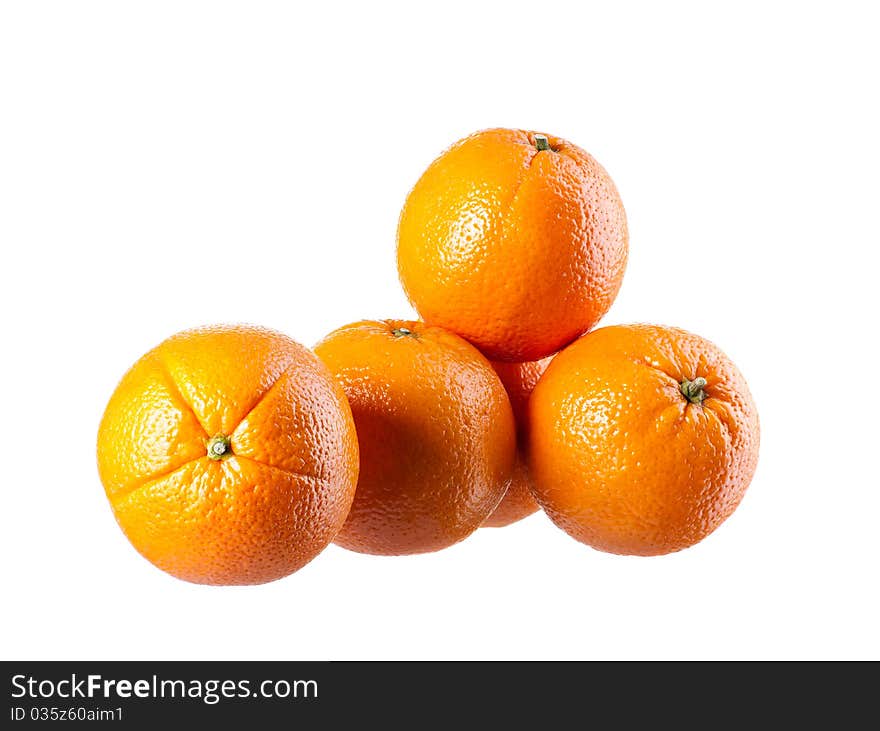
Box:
528;325;759;555
97;325;359;585
315;320;516;555
397;128;628;362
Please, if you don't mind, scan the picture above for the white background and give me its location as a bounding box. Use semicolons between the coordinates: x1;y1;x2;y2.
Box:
1;1;878;661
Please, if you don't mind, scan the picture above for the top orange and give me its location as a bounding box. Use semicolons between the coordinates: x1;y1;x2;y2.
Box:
397;128;628;362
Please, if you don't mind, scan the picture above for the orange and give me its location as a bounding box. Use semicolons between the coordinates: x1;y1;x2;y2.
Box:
97;325;359;585
482;357;552;528
528;325;759;556
314;320;515;555
397;127;628;362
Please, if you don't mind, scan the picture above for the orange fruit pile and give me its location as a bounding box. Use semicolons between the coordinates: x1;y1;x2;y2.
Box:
98;127;759;585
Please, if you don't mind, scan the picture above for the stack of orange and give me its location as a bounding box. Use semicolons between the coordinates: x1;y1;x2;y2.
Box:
98;128;759;585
